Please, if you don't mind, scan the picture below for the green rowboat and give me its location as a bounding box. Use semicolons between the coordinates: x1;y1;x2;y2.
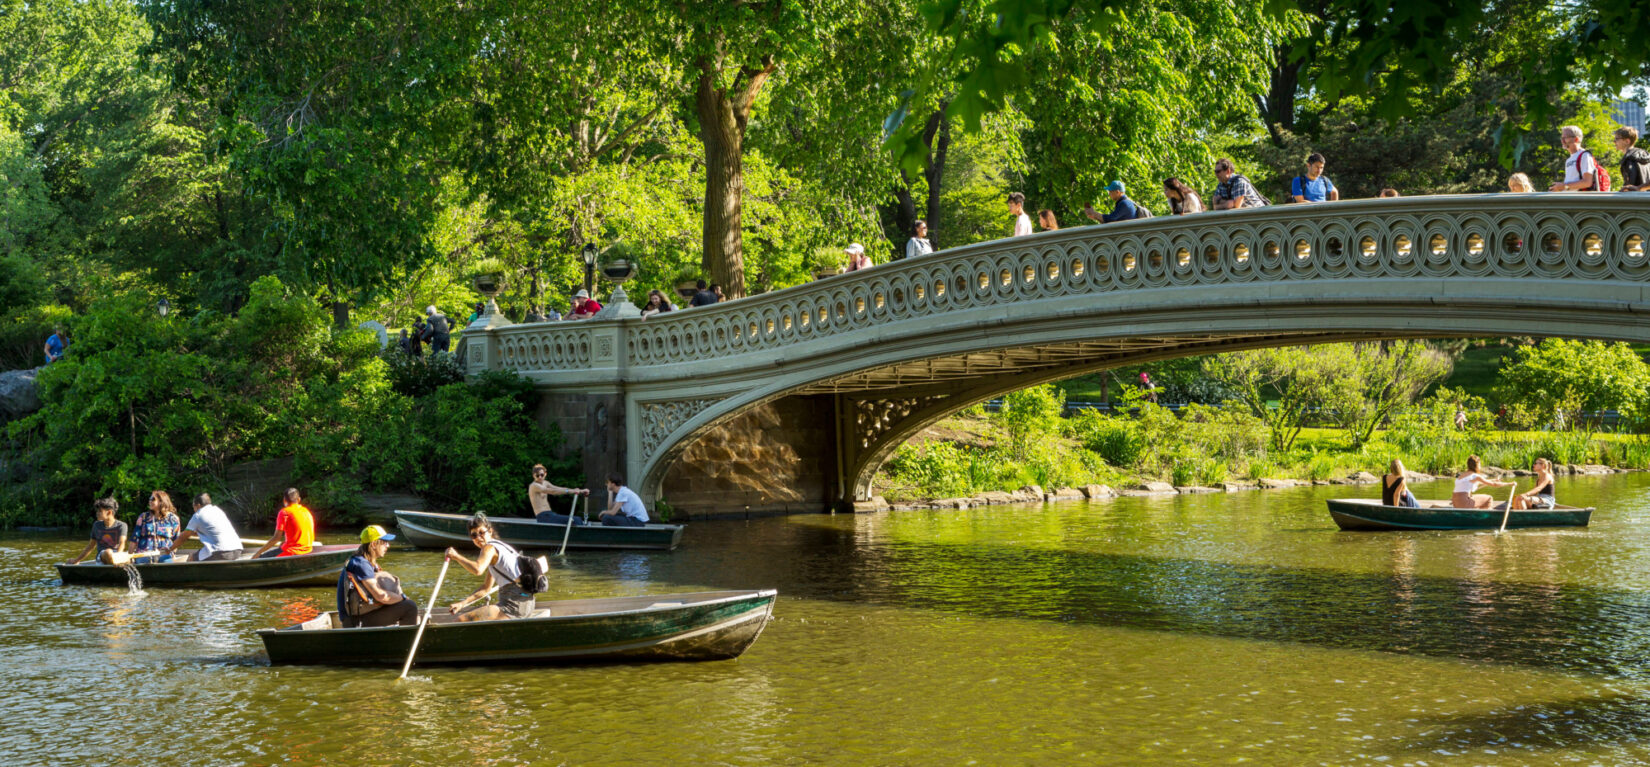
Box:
257;589;777;666
1327;498;1593;531
56;544;357;588
393;509;684;551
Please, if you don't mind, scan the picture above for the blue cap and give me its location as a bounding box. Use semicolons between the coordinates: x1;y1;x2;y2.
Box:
1105;180;1126;193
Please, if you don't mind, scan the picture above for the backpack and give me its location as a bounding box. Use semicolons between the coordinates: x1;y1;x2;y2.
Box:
516;552;550;594
1132;203;1153;219
428;314;449;335
1580;151;1611;191
490;539;549;594
1624;150;1650;188
343;573;380;616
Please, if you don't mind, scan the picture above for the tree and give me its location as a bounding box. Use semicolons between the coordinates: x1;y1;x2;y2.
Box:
896;0;1650;167
998;383;1065;459
1318;342;1453;447
1496;339;1650;435
1203;346;1343;452
144;0;488;326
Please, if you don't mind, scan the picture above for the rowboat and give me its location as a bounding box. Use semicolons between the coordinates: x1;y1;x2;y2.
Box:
257;589;776;666
393;509;684;551
55;544;357;588
1327;498;1594;531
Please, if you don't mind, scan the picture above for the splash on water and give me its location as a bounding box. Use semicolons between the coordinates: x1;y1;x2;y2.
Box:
119;563;144;595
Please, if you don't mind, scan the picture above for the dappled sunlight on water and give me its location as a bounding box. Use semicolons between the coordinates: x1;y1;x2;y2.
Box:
7;474;1650;764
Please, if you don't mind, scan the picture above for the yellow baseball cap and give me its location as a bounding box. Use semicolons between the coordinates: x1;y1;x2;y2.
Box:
359;525;396;544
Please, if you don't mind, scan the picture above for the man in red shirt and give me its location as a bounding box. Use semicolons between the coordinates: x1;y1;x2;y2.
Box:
252;488;315;558
570;289;603;320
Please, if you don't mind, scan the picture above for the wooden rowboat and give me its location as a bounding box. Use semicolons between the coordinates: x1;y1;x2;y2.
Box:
55;544;358;588
1327;498;1594;531
257;589;776;666
393;509;684;551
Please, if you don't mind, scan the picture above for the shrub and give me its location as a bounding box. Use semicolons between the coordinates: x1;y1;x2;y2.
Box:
1080;416;1147;468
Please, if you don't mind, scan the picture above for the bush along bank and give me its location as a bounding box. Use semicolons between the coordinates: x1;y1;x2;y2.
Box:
0;277;579;528
870;384;1650;509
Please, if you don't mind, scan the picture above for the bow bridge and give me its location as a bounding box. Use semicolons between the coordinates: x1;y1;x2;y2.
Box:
458;194;1650;517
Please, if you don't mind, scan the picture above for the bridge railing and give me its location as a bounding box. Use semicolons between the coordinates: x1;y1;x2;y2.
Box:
485;194;1650;376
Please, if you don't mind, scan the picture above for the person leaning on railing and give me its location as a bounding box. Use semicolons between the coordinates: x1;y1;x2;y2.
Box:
1162;177;1203;214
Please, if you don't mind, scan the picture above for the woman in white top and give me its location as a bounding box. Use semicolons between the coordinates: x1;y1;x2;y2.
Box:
905;220;933;260
1452;455;1514;509
445;515;536;621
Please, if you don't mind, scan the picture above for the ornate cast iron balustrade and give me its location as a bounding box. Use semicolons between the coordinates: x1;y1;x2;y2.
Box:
487;194;1650;377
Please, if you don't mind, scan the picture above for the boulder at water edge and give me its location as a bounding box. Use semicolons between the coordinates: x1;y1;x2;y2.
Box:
0;367;42;422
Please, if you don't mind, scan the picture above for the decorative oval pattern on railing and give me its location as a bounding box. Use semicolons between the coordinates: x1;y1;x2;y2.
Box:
487;195;1650;375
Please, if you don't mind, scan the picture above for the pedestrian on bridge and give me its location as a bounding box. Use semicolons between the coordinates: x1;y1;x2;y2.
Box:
1550;125;1601;192
1211;158;1268;209
1290;153;1340;203
1038;209;1059;231
844;244;872;272
905;220;933;260
1008;192;1033;237
1507;173;1536;193
1084;181;1147;223
1163;177;1203;214
1614;127;1650;191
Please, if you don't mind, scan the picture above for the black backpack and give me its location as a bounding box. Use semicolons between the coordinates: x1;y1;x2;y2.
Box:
428;314;450;335
1621;149;1650;189
490;540;549;594
516;552;549;593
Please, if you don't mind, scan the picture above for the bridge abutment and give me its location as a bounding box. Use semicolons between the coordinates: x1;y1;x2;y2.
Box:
657;395;844;517
533;390;627;499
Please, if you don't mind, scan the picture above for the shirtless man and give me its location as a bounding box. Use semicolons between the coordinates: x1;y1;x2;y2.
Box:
529;464;589;525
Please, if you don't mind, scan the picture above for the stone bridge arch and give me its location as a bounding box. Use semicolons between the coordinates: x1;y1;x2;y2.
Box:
459;194;1650;517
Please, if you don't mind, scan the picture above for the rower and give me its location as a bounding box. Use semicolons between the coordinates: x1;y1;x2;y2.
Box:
445;515;536;622
528;463;588;525
251;488;314;559
166;493;246;561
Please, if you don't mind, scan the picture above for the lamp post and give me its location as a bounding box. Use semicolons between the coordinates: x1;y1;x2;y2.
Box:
581;242;597;296
157;298;170;318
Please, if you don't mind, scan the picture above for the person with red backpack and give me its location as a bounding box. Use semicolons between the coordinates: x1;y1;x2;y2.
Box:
1550;125;1609;192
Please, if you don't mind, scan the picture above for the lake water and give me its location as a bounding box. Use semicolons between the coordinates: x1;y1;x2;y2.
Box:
8;475;1650;765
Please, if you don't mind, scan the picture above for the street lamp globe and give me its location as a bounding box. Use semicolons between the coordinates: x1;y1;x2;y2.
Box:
157;298;170;318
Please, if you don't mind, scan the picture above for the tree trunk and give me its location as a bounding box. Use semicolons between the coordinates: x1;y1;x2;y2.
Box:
696;82;747;298
924;110;950;250
892;178;918;258
693;51;775;299
331;300;350;330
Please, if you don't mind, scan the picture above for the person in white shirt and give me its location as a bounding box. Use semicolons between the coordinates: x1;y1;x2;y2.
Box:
905;220;933;260
1007;192;1032;237
1550;125;1598;191
166;493;245;561
1451;455;1514;509
599;473;649;527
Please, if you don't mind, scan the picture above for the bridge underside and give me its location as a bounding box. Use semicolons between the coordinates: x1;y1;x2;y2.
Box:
652;330;1403;517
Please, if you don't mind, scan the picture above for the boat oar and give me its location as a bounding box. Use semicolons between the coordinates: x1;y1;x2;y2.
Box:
557;495;577;556
1497;482;1518;533
398;555;452;679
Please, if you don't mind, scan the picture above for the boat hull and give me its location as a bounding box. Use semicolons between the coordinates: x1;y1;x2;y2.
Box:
257;589;776;666
1327;498;1593;531
55;545;357;588
393;509;683;551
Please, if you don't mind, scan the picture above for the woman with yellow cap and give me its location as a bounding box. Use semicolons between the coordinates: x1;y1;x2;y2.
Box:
336;525;419;628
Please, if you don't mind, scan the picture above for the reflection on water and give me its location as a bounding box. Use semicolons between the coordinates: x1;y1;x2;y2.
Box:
7;474;1650;764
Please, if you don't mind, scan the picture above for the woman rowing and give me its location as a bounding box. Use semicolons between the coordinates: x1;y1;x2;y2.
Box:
1452;455;1515;509
444;515;535;622
1510;458;1557;510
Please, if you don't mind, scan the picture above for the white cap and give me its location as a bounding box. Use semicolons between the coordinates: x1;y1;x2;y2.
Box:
575;289;590;299
844;243;865;255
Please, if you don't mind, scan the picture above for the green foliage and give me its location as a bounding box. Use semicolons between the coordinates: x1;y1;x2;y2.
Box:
2;275;570;526
1497;339;1650;435
996;384;1065;459
0;303;71;371
1070;411;1146;468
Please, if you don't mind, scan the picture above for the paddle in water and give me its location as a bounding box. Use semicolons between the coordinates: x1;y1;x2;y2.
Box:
558;495;578;556
399;554;452;679
1497;482;1518;533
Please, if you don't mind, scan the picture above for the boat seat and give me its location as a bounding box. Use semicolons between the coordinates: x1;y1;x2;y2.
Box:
532;609;554;619
647;602;685;609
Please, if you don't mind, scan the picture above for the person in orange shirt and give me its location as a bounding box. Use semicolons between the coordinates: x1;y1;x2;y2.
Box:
251;488;314;558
